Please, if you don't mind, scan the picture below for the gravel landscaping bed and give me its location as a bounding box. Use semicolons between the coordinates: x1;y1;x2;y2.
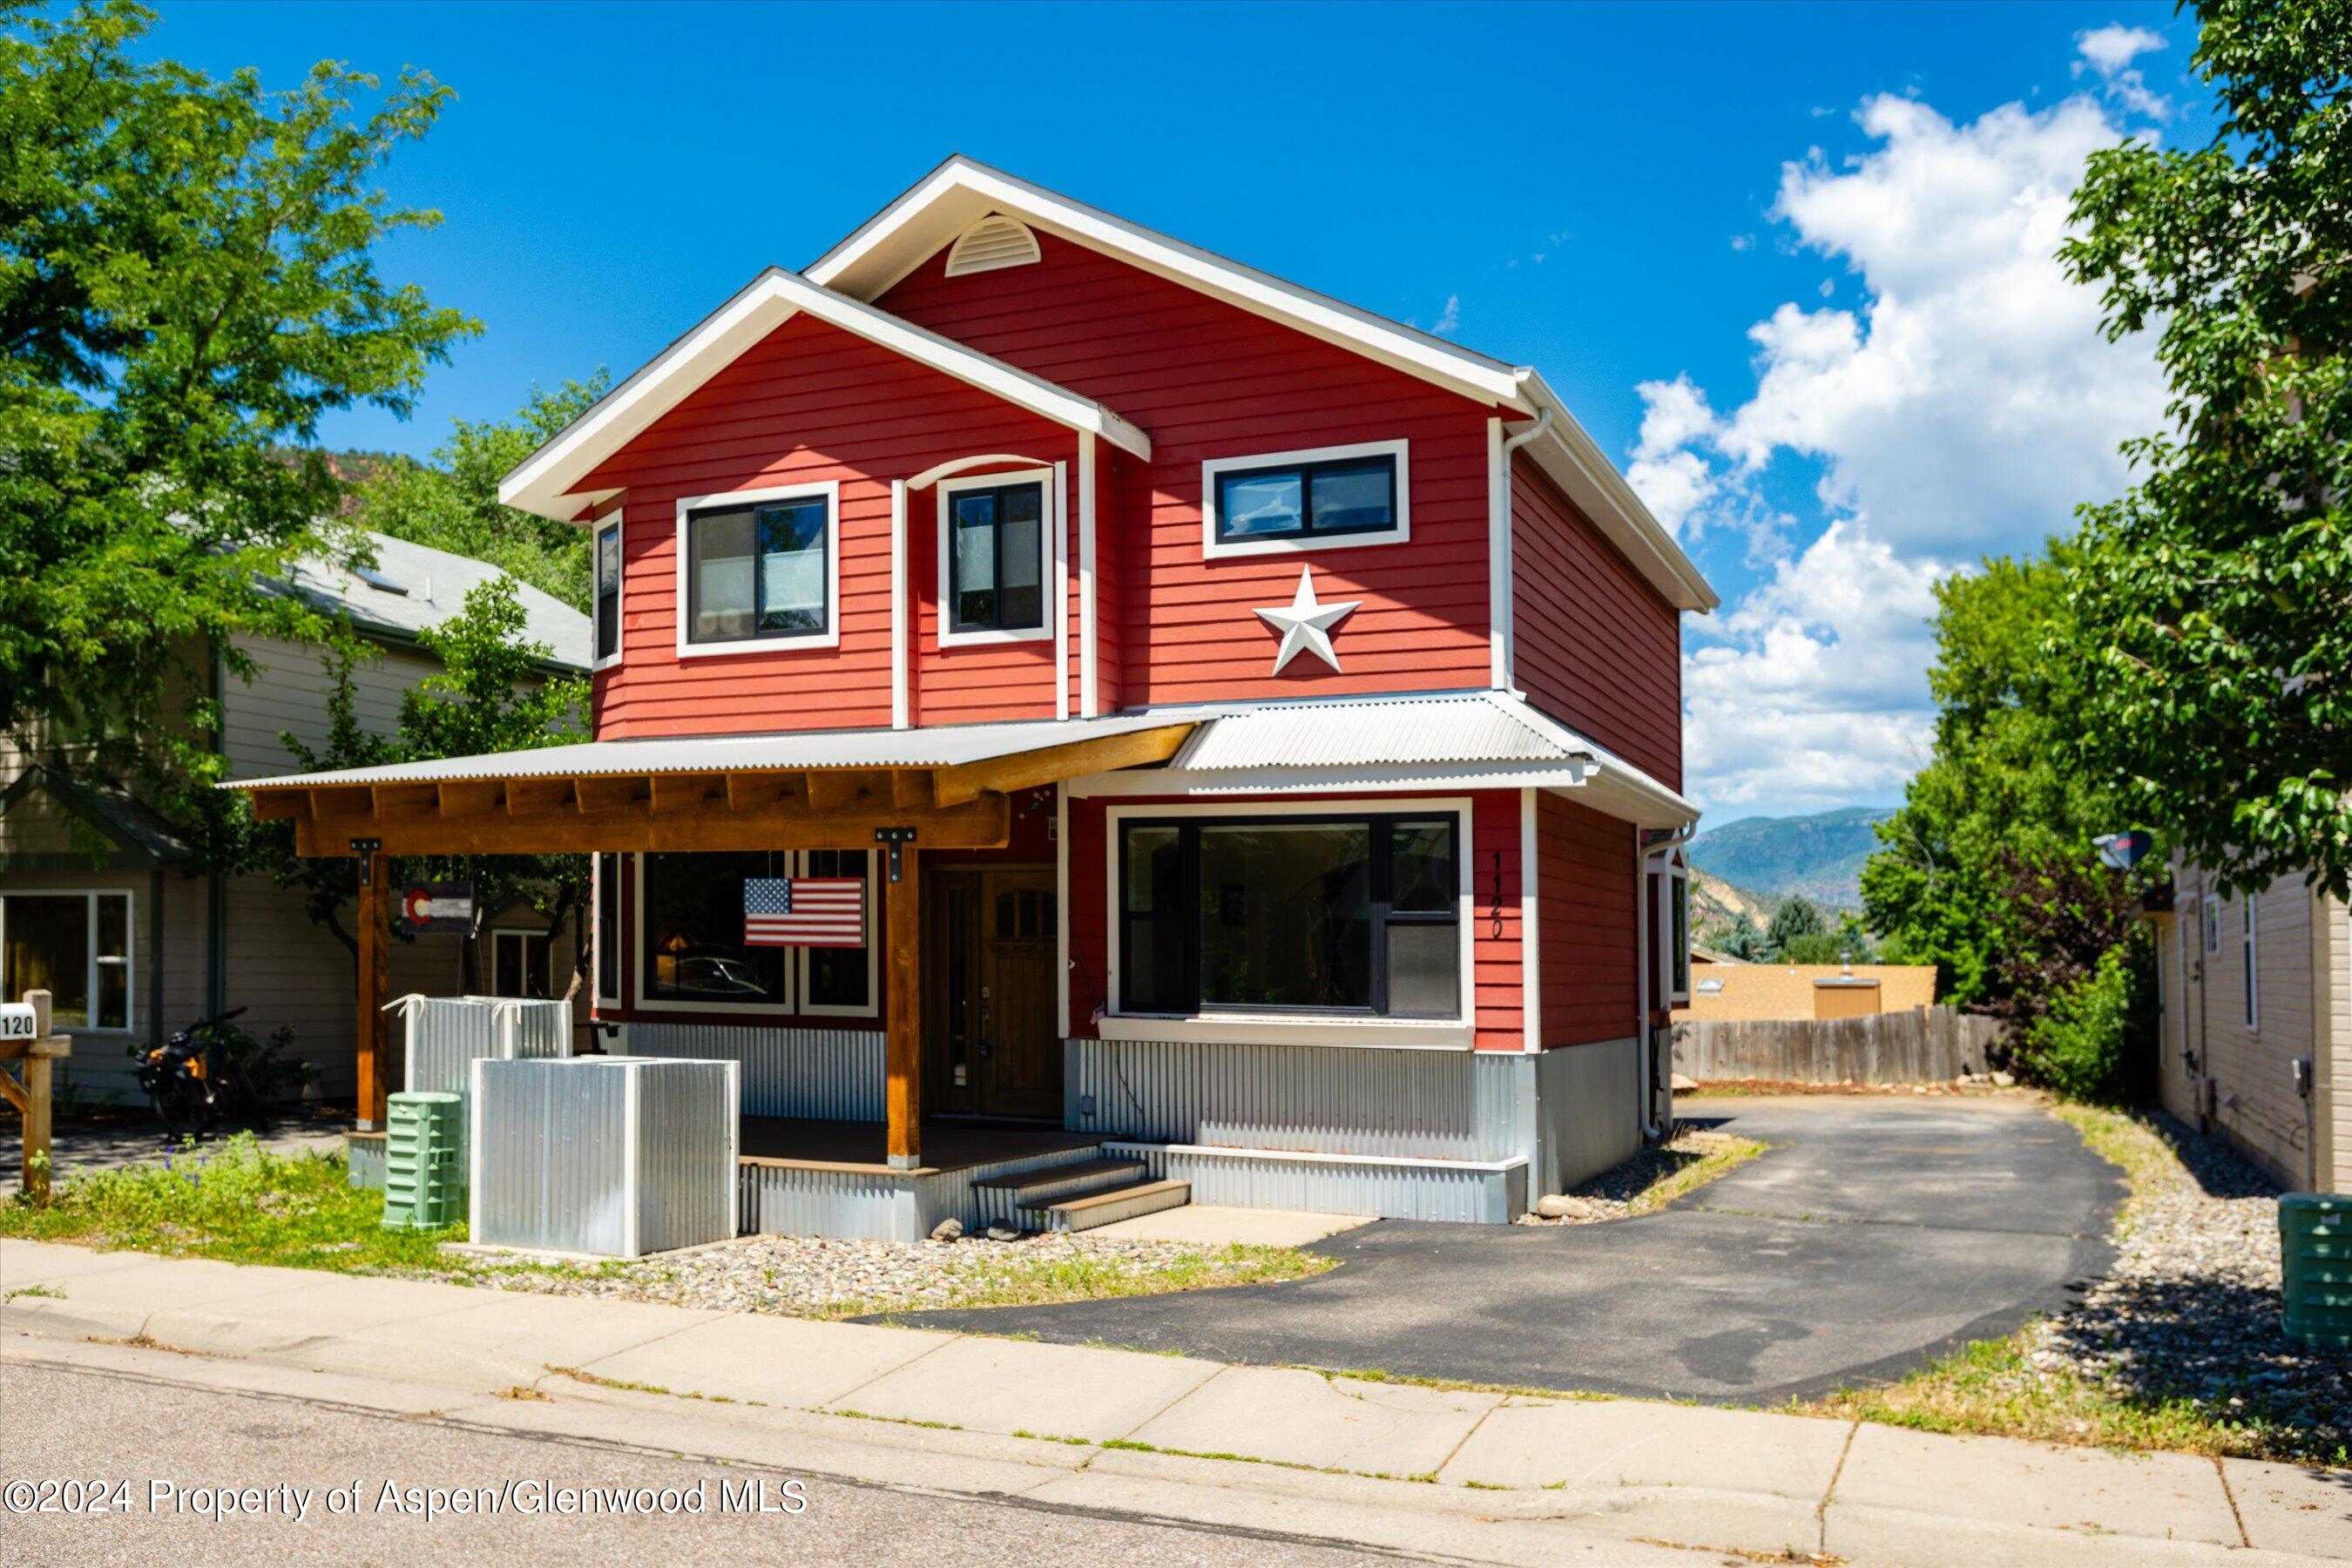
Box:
1515;1126;1762;1225
431;1230;1331;1320
2024;1111;2347;1460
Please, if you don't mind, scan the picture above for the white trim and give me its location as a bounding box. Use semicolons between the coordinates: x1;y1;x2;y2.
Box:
936;467;1055;648
1486;418;1509;689
592;853;621;1008
1053;461;1070;721
1520;787;1540;1053
1518;369;1717;612
1105;1139;1527;1173
0;887;136;1036
2242;891;2260;1031
889;479;909;728
1055;785;1071;1038
672;480;842;658
487;925;554;999
591;510;625;673
907;451;1058;490
630;854;797;1017
1078;432;1099;718
1200;438;1410;560
497;265;1150;520
1099;795;1477;1050
1664;849;1690;1005
1068;761;1598;799
794;848;881;1020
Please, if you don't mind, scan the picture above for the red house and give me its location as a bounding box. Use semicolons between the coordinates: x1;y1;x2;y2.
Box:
237;159;1717;1237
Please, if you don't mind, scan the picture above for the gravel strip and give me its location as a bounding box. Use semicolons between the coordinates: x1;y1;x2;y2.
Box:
2028;1114;2347;1456
1515;1127;1753;1225
416;1231;1287;1318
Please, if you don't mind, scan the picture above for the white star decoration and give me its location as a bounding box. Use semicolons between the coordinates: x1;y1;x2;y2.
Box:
1254;566;1361;675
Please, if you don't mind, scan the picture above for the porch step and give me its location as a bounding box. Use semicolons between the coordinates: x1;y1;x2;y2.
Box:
970;1157;1147;1201
1023;1178;1192;1233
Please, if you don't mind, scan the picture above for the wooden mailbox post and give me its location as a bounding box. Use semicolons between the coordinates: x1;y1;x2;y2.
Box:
1;989;72;1202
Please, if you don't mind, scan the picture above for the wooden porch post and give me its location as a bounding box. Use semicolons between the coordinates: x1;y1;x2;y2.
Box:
885;846;921;1169
355;852;390;1127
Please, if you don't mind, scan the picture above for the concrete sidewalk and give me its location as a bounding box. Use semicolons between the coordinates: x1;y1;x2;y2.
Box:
4;1239;2346;1566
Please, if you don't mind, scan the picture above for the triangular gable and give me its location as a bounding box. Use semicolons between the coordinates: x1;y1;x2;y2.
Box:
497;267;1150;523
806;158;1715;612
0;763;193;868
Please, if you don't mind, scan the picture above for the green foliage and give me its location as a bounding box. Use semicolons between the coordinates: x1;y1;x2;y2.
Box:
1700;909;1766;961
1762;895;1825;959
0;1;474;838
2058;0;2352;900
123;1017;314;1102
269;578;589;973
1862;551;2128;1004
2014;947;2148;1105
351;375;612;612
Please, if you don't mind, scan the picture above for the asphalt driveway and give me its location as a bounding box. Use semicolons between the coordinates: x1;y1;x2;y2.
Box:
878;1096;2124;1404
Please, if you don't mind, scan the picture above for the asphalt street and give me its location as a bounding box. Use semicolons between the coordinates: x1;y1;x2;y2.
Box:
0;1360;1393;1565
881;1096;2125;1402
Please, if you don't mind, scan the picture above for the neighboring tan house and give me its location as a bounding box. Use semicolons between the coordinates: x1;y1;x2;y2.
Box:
2153;866;2349;1193
1674;960;1938;1023
0;533;588;1105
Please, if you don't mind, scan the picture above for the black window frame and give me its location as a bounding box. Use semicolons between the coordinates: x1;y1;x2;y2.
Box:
682;494;831;646
593;517;622;664
1212;454;1399;544
945;479;1047;634
1116;811;1461;1019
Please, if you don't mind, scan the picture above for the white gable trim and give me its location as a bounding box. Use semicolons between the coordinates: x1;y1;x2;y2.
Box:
497;267;1150;523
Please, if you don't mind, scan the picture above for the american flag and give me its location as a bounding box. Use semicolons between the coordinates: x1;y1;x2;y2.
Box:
743;876;866;949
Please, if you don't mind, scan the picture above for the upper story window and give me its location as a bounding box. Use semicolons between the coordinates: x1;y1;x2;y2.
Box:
939;470;1050;645
675;481;840;656
592;515;623;670
1201;439;1409;560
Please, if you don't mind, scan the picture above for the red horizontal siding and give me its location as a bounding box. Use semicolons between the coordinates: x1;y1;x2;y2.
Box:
586;312;1074;736
1536;791;1639;1047
878;233;1500;706
1511;455;1683;790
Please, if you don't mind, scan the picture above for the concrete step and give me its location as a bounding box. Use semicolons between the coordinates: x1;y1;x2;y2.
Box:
971;1158;1149;1232
1023;1178;1192;1233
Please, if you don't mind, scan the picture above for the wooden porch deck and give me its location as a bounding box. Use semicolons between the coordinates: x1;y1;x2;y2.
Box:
737;1117;1100;1178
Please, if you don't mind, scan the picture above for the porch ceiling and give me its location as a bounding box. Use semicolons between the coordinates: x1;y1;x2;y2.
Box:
226;716;1194;857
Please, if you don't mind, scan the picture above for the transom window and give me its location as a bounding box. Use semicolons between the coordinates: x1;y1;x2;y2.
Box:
1118;813;1460;1018
943;476;1046;637
0;890;132;1031
1202;441;1408;558
681;487;833;648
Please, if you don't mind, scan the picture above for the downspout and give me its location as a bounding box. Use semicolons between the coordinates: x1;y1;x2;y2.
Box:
1492;408;1553;693
1637;823;1698;1141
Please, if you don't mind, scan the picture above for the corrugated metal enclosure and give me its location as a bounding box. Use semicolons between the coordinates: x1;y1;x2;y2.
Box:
623;1023;881;1120
395;995;572;1168
470;1057;737;1257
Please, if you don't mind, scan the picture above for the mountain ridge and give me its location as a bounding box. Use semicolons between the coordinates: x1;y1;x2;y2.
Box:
1686;806;1891;912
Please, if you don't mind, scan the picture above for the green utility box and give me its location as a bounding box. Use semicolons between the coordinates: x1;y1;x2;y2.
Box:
2279;1193;2350;1351
382;1091;464;1230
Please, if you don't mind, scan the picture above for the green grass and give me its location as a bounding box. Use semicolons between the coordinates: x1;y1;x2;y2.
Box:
1620;1132;1767;1215
830;1241;1332;1320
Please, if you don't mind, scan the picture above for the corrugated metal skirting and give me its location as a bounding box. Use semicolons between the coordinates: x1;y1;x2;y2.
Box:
1108;1142;1524;1223
623;1023;881;1120
738;1144;1105;1242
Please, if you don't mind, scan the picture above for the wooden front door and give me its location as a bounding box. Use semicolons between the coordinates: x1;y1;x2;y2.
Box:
929;868;1060;1119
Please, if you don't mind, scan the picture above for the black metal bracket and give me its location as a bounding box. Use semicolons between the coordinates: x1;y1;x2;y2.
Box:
875;826;918;882
350;837;383;884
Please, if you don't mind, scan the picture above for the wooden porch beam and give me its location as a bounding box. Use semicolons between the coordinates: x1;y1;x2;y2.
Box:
932;723;1193;808
507;777;570;816
247;790;306;822
724;770;795;812
884;846;920;1168
889;769;934;809
805;769;876;813
436;781;505;819
650;773;721;813
293;791;1011;858
373;781;439;818
310;785;373;820
572;775;645;814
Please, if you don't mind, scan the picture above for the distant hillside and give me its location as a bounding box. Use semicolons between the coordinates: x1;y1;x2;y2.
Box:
1687;807;1891;912
1690;868;1781;933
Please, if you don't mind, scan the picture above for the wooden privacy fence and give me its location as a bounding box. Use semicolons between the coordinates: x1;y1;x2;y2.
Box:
1672;1005;2004;1085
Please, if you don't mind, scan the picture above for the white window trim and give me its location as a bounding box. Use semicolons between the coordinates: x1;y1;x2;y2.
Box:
1200;438;1410;560
794;849;881;1019
936;466;1057;648
591;510;625;672
672;479;842;658
592;853;621;1007
0;888;135;1035
2203;894;2221;955
1661;848;1691;1006
487;926;554;1000
630;854;796;1016
2242;892;2259;1031
1100;795;1476;1051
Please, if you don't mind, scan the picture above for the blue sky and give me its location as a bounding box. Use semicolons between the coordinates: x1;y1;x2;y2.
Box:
139;2;2201;821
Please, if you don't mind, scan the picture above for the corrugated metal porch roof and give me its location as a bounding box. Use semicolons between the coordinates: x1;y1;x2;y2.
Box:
1166;690;1592;771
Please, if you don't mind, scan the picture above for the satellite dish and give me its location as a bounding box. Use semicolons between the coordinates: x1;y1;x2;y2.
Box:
2094;830;2154;871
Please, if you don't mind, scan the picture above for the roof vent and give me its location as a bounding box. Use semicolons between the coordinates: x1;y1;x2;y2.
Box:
944;213;1041;278
355;564;408;596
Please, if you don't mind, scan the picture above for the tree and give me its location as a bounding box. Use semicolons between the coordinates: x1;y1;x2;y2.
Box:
0;2;475;842
2058;0;2352;899
274;578;590;991
351;375;612;612
1762;896;1826;960
1701;909;1766;961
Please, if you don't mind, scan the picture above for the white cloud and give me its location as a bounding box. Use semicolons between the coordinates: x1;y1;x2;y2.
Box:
1632;81;2167;816
2074;24;2173;118
1431;294;1461;335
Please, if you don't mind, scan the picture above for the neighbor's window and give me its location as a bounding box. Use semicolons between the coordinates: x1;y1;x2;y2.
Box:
1118;814;1458;1017
594;853;621;1004
2242;893;2259;1030
0;890;131;1031
1212;451;1397;545
2203;896;2221;955
489;929;553;1000
640;851;790;1007
685;495;828;645
799;848;873;1013
948;480;1045;633
593;517;623;666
